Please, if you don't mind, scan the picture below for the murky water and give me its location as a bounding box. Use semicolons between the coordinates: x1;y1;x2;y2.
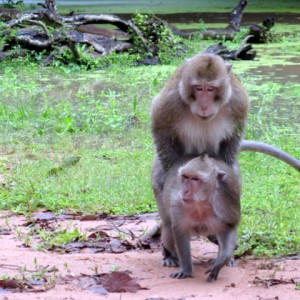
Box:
245;62;300;134
250;64;300;84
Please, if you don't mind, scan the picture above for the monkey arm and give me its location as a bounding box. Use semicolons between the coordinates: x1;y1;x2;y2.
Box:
219;133;242;165
240;140;300;172
153;130;184;171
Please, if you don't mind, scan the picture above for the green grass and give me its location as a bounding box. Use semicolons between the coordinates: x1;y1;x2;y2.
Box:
0;19;299;257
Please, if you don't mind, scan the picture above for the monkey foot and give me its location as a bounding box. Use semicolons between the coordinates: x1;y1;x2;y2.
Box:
205;268;220;282
163;256;179;267
227;257;237;267
170;271;192;279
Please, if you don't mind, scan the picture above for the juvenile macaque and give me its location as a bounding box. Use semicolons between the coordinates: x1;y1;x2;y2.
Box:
156;154;241;282
141;140;300;247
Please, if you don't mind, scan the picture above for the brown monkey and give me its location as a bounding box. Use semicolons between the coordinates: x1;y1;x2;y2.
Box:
151;53;249;204
151;53;249;170
140;140;300;245
156;154;241;282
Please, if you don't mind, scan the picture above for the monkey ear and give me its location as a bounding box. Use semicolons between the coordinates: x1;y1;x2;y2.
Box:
225;63;232;73
217;170;226;181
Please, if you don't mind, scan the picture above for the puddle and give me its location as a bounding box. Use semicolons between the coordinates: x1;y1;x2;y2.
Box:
249;64;300;84
246;63;300;131
119;12;300;25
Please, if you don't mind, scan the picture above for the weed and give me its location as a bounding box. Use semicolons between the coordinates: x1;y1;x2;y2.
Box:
129;13;185;63
198;19;207;33
1;0;23;9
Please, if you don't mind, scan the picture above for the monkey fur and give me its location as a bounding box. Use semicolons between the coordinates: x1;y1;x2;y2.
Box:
148;53;300;280
156;154;241;282
151;53;249;208
151;53;249;171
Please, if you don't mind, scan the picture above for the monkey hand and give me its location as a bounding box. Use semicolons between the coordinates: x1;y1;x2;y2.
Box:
170;269;193;279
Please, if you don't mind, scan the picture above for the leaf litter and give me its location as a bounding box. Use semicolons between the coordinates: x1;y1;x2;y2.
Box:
23;210;160;253
0;211;159;295
1;210;299;298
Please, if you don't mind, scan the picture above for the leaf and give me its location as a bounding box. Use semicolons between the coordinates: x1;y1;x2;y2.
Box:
100;271;147;293
0;279;20;289
87;230;109;239
32;211;56;221
88;285;108;295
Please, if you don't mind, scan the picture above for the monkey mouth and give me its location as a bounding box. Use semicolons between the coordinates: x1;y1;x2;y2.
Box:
198;114;214;121
182;198;195;203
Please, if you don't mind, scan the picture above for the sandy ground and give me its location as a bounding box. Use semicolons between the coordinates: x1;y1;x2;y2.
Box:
0;211;299;300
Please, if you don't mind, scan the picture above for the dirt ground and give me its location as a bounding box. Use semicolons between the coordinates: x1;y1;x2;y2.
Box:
0;211;299;300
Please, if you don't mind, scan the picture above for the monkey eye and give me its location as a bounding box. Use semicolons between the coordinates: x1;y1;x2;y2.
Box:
194;85;204;91
191;177;200;182
206;86;215;92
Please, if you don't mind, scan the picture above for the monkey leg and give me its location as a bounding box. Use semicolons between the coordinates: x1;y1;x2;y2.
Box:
207;235;237;267
161;222;178;267
170;227;193;279
162;246;179;267
206;228;237;282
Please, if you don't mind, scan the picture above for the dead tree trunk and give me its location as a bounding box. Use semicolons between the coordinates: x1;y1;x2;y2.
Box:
201;0;248;40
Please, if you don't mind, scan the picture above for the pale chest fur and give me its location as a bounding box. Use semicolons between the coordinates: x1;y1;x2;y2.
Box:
172;199;224;236
176;109;234;155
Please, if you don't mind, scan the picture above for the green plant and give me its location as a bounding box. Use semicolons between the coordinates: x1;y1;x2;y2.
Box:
129;13;185;63
198;19;207;33
232;27;249;43
1;0;23;9
28;226;88;251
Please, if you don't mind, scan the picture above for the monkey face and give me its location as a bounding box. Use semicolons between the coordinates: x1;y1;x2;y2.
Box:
179;170;217;203
178;156;227;203
189;84;221;119
179;54;232;120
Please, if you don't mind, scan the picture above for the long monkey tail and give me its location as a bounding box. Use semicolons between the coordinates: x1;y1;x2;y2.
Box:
240;140;300;172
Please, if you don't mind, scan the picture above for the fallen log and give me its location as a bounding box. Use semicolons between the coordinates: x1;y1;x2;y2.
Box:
203;35;256;60
247;17;275;43
1;0;151;58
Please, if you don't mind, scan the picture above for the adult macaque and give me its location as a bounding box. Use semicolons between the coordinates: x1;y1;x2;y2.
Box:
151;53;249;170
157;154;241;282
150;53;300;211
151;53;249;201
